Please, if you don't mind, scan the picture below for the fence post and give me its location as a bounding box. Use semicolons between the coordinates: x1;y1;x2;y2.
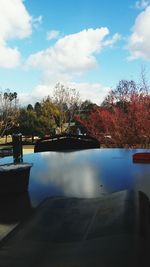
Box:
12;133;23;164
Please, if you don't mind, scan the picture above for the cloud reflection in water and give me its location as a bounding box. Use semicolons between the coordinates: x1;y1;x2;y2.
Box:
36;152;102;198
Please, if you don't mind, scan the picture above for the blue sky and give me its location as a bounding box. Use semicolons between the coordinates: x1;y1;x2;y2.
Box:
0;0;150;105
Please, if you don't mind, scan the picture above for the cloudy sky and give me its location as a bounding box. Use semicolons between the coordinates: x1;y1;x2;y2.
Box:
0;0;150;105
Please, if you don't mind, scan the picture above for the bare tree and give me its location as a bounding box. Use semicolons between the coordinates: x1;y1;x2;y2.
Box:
139;66;149;94
0;90;19;138
53;83;81;132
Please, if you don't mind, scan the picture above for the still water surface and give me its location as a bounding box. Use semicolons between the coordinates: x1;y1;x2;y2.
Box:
1;148;150;206
0;148;150;240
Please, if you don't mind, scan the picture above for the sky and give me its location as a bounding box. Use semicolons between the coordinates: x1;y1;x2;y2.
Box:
0;0;150;106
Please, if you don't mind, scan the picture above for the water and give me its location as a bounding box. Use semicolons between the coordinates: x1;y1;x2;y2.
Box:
1;148;150;206
0;148;150;242
0;148;150;240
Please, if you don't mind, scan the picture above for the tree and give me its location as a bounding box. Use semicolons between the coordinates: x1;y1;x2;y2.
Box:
34;102;42;116
75;107;113;142
79;100;97;119
40;96;60;134
0;90;19;138
27;104;33;111
19;108;39;142
102;80;137;111
53;83;81;132
19;97;61;139
76;80;150;147
103;80;150;146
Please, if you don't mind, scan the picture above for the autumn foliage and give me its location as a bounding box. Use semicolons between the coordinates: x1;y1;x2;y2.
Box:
76;80;150;147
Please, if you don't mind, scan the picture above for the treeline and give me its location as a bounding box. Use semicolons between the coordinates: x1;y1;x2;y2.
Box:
0;80;150;146
76;80;150;147
0;83;95;141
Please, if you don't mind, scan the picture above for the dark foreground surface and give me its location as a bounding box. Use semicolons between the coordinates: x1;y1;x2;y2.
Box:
0;190;150;267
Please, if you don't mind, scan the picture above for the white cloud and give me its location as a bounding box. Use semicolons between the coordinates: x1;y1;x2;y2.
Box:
0;0;40;68
0;0;32;41
18;84;50;106
0;45;20;68
18;81;109;106
32;15;43;29
128;6;150;60
69;82;110;105
23;27;118;106
26;27;110;79
102;33;121;47
134;0;150;9
46;30;60;40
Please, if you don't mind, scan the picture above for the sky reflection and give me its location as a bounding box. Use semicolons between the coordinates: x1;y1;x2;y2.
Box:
35;152;101;198
1;149;150;207
0;148;150;242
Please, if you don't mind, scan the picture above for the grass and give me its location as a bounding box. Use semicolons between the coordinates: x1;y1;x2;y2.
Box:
0;136;12;145
0;136;35;156
23;145;34;154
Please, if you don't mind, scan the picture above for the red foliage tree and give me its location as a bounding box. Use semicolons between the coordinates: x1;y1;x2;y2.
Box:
76;80;150;147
